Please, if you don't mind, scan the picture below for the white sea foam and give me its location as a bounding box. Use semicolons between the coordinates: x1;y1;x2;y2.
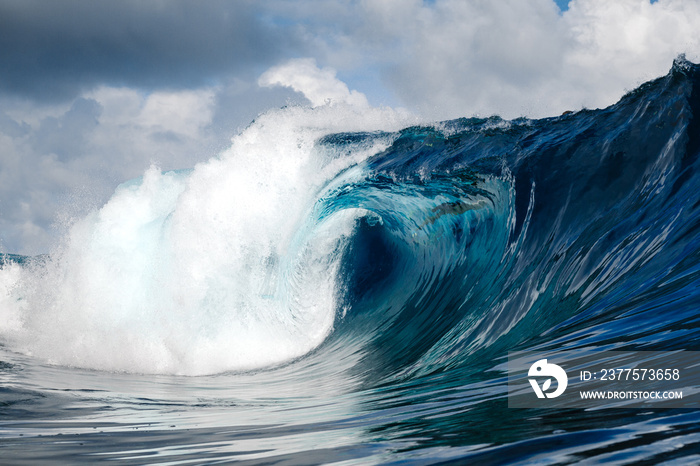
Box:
0;103;415;375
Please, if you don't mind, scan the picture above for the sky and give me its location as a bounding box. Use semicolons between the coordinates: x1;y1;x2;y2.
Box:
1;0;699;255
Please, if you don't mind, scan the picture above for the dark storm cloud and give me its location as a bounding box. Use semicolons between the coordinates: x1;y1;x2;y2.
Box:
0;0;299;100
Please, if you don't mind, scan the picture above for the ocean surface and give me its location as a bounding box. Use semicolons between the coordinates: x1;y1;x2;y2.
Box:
3;57;700;464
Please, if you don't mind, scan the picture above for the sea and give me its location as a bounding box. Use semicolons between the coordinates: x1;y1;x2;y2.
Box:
2;57;700;464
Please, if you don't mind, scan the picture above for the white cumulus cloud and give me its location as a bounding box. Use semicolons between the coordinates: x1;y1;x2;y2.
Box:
258;58;370;108
385;0;700;118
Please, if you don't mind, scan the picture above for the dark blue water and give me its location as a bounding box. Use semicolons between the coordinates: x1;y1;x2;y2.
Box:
2;57;700;464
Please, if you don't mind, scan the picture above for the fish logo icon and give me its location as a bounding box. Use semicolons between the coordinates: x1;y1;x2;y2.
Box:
528;359;568;399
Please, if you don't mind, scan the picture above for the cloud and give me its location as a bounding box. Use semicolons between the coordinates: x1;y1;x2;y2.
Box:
30;98;102;161
562;0;700;90
258;58;369;107
4;0;695;117
0;0;300;101
378;0;568;118
394;0;700;118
